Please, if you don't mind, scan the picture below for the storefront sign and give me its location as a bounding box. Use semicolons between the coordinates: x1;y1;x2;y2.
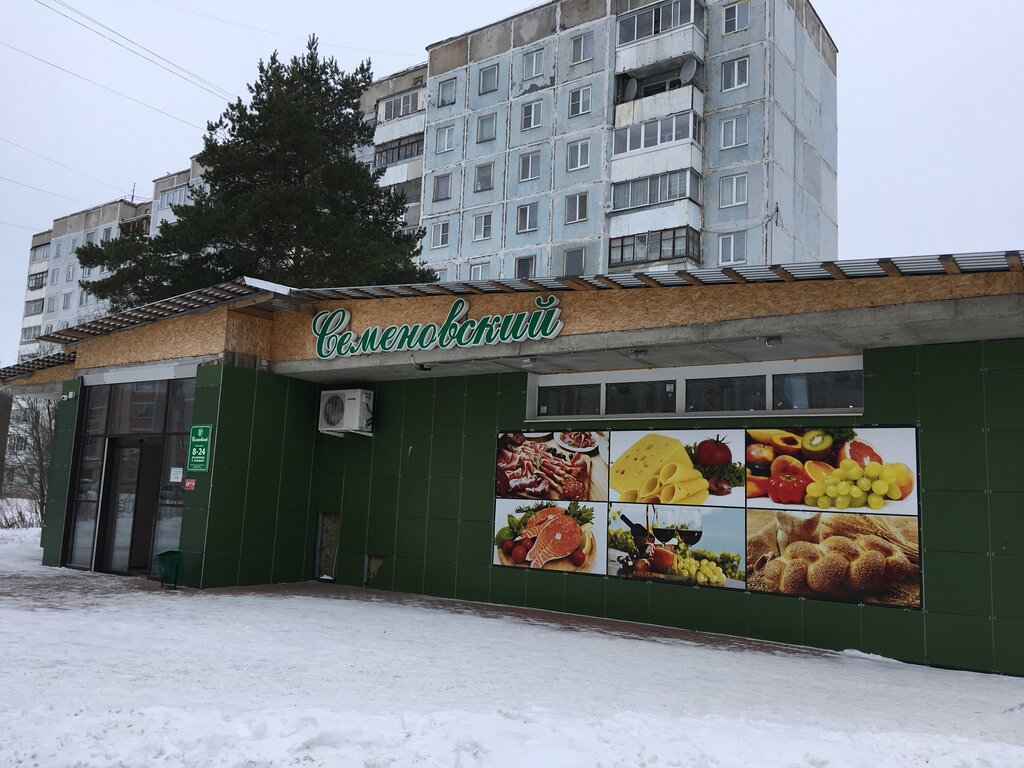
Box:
491;427;921;609
187;424;212;472
311;295;563;360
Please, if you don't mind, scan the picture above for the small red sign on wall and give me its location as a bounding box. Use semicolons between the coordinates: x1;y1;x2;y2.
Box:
184;478;196;491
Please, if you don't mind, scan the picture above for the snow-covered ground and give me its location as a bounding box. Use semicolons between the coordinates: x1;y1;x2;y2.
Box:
1;528;1022;767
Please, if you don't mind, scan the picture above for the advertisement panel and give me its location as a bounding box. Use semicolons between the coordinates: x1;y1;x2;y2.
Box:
492;427;921;609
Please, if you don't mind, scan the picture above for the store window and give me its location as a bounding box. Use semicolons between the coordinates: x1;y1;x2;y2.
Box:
686;375;765;413
773;371;864;411
607;380;676;415
537;384;601;417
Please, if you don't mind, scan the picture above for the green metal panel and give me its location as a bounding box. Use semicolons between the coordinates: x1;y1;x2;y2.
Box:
40;378;81;567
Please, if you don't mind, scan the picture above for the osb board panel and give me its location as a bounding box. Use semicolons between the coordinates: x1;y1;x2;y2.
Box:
269;273;1024;362
7;364;74;386
74;307;230;370
226;311;272;359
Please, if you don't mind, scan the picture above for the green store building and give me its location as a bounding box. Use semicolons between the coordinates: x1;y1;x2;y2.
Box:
2;251;1022;676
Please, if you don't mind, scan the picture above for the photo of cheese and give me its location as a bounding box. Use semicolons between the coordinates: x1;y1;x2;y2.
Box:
608;430;746;508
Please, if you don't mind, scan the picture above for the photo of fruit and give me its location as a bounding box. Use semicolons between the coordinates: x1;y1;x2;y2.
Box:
495;431;609;501
744;428;918;516
606;503;745;589
607;430;746;508
492;499;606;574
745;508;921;608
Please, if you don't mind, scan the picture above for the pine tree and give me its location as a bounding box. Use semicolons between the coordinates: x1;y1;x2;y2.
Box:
79;37;431;310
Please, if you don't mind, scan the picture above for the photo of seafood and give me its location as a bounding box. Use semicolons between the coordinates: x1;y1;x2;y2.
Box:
745;509;921;607
744;427;918;515
607;430;745;507
495;431;608;501
492;499;606;573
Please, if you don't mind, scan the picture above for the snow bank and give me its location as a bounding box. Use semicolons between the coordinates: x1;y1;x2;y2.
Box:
1;530;1022;767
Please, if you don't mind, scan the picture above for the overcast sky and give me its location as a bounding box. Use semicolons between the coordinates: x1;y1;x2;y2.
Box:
2;0;1022;367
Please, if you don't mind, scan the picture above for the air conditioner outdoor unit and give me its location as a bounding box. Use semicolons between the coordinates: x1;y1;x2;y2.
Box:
318;389;374;437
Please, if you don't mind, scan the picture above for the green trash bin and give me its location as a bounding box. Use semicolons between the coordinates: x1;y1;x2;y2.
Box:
156;550;184;589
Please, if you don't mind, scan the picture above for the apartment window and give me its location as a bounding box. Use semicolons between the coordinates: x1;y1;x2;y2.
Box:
83;266;92;277
521;100;542;130
438;78;456;107
567;139;590;171
383;91;418;120
724;1;749;34
568;86;591;117
430;221;449;248
21;326;41;342
565;192;588;224
85;231;96;246
612;111;702;155
719;232;746;265
470;262;490;280
102;226;113;242
46;296;56;313
66;264;76;282
100;264;108;274
436;124;455;153
472;212;492;241
54;241;63;258
722;57;749;91
523;49;544;79
564;248;585;276
79;291;88;307
432;173;452;201
517;203;539;233
721;115;749;149
519;151;541;182
24;299;44;316
570;32;593;64
515;255;535;279
375;135;424;167
158;186;188;209
27;272;47;290
474;162;494;192
69;237;79;255
611;169;702;211
50;269;59;285
720;173;748;207
609;226;700;267
62;293;72;310
617;0;695;45
479;64;499;94
477;113;497;142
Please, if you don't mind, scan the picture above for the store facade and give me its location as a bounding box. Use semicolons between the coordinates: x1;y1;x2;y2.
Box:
4;253;1023;676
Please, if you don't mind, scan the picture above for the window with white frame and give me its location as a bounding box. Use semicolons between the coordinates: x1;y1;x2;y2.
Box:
564;247;585;276
158;186;188;209
724;1;749;33
470;262;490;280
46;296;56;313
101;226;112;241
609;226;700;267
66;264;76;281
617;0;696;45
611;169;702;211
433;173;452;201
24;299;43;316
477;113;496;142
517;202;538;233
430;221;449;248
479;64;499;94
69;237;79;254
438;78;456;106
85;231;96;246
568;86;591;118
383;91;418;120
21;326;40;342
719;232;746;264
612;111;702;155
519;150;541;181
565;192;588;224
523;49;544;79
50;269;59;285
474;162;494;192
722;57;749;91
79;291;87;307
83;266;92;277
720;173;748;207
515;255;535;279
62;293;71;310
721;114;748;149
436;124;455;153
567;138;589;171
570;32;593;64
521;100;542;130
472;212;492;241
54;241;63;258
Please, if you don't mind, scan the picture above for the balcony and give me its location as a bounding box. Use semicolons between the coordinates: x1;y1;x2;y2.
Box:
615;19;705;78
614;85;702;128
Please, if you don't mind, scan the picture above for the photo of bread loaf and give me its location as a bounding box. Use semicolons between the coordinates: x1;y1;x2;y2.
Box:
745;509;921;607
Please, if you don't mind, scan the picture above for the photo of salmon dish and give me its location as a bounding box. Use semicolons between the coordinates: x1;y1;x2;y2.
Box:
492;500;606;574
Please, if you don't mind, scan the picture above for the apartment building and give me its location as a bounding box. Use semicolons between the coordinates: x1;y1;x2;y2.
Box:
17;199;151;362
400;0;836;280
150;157;204;237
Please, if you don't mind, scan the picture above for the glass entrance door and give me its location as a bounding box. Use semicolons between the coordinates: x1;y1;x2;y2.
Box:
101;445;141;573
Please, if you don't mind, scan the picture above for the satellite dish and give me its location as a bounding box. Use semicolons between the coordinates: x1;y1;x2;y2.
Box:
623;76;638;101
679;57;698;84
